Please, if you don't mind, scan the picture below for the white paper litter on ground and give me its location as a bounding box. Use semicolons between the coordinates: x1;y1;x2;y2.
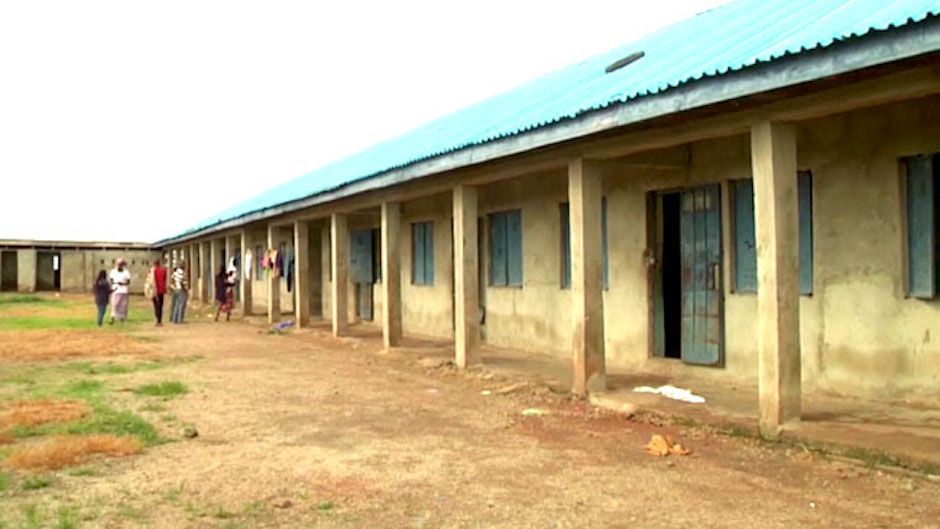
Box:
633;385;705;404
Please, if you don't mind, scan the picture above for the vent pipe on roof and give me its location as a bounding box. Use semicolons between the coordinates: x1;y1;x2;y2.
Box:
605;51;645;74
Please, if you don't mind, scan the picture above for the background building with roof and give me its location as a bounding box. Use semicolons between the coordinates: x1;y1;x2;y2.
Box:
0;240;160;295
156;0;940;436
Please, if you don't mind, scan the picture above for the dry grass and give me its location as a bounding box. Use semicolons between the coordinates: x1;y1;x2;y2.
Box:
5;434;143;470
0;330;148;360
0;399;90;429
0;430;13;445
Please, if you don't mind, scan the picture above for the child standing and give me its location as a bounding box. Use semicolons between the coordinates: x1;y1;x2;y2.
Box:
93;270;110;326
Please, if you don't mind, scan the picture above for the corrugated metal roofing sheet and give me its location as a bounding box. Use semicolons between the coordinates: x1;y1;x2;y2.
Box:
176;0;940;238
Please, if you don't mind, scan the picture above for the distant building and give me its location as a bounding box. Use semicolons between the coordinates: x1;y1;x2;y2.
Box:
156;1;940;435
0;240;159;295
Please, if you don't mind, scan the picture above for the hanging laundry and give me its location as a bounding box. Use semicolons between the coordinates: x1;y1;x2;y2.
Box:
286;251;295;292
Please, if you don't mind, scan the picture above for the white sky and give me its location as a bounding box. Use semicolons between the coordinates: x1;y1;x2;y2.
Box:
0;0;728;244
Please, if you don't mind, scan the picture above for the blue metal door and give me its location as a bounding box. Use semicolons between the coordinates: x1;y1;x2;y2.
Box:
350;229;374;320
680;185;723;366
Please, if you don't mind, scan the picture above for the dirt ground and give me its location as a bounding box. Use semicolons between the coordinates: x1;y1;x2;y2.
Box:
1;295;939;528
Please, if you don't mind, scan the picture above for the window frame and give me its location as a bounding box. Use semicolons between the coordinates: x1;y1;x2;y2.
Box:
489;209;523;288
411;221;434;286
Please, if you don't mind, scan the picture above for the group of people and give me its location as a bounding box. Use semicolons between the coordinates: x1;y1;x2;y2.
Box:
92;257;236;326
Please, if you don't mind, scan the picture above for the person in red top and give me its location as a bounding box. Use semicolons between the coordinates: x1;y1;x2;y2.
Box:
150;258;169;326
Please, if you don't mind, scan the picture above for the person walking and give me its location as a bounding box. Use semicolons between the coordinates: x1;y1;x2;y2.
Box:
170;262;189;324
214;265;235;322
109;258;131;324
93;269;110;326
148;258;168;326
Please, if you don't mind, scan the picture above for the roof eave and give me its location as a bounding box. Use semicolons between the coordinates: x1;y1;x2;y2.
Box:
156;16;940;247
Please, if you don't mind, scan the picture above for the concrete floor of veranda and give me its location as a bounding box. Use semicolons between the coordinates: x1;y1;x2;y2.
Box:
0;293;938;528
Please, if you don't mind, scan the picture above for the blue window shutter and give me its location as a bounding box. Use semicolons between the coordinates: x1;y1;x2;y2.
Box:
350;229;374;283
798;172;814;295
602;197;609;289
733;180;758;292
507;210;523;286
412;223;425;285
561;203;571;288
490;213;507;286
907;157;935;299
424;222;434;285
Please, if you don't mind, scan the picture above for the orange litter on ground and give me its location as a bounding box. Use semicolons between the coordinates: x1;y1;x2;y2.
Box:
644;434;691;457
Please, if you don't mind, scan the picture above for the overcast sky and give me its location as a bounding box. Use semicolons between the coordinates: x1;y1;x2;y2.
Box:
0;0;728;243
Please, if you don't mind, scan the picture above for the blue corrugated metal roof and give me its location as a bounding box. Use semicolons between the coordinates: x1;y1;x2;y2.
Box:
175;0;940;239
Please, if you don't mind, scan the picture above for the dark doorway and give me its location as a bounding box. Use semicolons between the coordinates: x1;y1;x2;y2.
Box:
350;229;375;321
652;185;723;366
661;193;682;359
1;251;17;291
36;252;61;291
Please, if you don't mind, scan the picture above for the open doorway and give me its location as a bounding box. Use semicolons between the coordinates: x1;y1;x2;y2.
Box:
1;251;17;291
651;185;723;366
36;252;61;291
660;193;682;359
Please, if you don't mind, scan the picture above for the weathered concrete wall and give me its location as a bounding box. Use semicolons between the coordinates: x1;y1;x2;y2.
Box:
60;251;86;292
480;171;573;354
320;224;366;325
442;95;940;399
796;95;940;397
17;249;36;292
82;250;160;295
602;96;940;398
401;193;454;339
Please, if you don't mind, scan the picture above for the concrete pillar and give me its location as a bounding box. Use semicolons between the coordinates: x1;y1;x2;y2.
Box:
240;230;252;315
210;238;220;305
189;243;198;301
17;249;37;292
452;186;480;367
198;242;208;302
568;157;606;395
331;213;349;337
267;224;281;324
293;220;311;327
381;202;403;349
751;120;801;437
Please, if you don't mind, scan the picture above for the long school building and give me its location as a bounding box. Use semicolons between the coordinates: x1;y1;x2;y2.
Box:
158;1;940;436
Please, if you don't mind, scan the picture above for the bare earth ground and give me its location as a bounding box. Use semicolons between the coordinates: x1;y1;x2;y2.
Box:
1;295;939;528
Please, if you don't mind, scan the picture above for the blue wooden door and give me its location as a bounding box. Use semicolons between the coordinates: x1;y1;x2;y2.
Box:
350;229;374;320
680;185;723;366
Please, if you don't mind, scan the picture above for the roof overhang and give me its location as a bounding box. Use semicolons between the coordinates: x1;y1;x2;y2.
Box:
157;16;940;247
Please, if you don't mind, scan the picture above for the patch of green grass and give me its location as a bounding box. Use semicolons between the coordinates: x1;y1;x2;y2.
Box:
67;467;97;477
22;476;52;491
316;501;334;511
0;471;11;491
56;507;77;529
65;405;160;445
62;357;201;376
133;381;188;398
0;317;104;331
0;294;48;305
22;505;42;529
214;507;235;519
58;380;103;399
